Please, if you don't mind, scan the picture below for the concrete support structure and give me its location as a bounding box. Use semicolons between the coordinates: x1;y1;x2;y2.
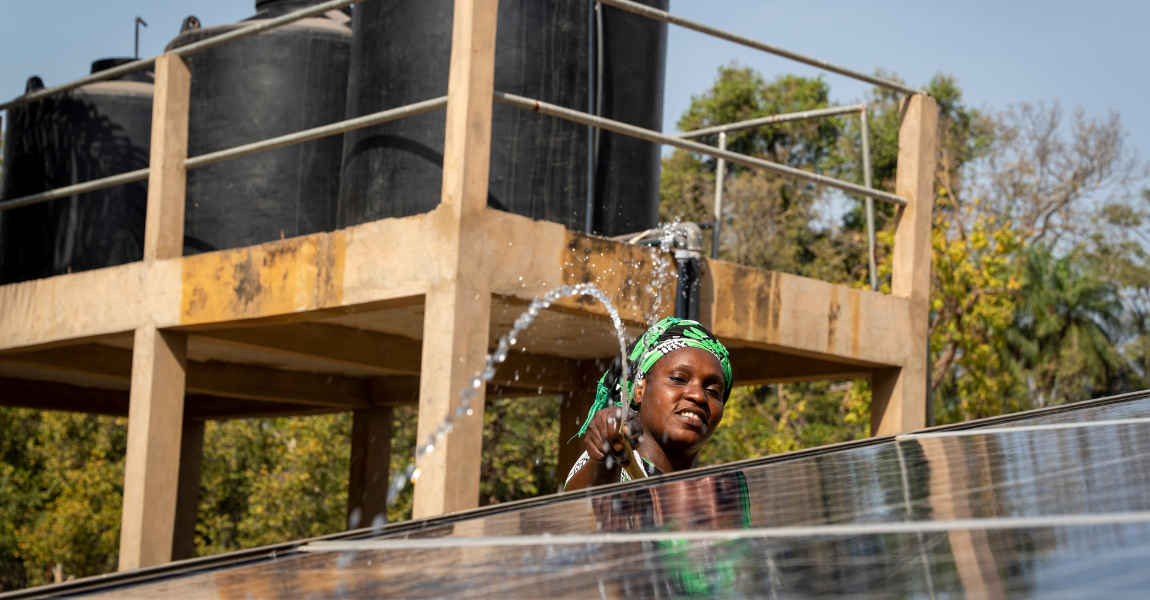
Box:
347;407;395;530
143;54;191;263
117;54;194;572
871;94;938;436
172;420;205;561
0;5;938;571
119;324;188;570
410;0;500;519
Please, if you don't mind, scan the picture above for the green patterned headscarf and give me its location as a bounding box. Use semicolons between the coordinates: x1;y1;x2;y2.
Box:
575;317;733;439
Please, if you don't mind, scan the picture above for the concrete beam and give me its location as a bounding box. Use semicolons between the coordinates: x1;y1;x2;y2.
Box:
194;323;421;376
700;261;912;368
0;378;341;420
0;344;369;410
729;348;876;386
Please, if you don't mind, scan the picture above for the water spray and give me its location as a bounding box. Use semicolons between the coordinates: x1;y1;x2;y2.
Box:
386;282;645;507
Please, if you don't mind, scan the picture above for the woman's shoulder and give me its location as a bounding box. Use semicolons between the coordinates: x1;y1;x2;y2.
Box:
565;451;592;487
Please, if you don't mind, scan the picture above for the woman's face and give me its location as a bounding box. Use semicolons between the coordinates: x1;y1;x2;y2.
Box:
635;346;725;455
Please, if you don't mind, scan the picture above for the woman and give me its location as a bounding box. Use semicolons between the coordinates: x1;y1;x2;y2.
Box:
564;317;733;491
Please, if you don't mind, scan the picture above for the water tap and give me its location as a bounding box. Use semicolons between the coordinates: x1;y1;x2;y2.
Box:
670;222;704;261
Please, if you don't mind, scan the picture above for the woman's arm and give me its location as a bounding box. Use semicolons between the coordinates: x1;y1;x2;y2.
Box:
563;406;642;491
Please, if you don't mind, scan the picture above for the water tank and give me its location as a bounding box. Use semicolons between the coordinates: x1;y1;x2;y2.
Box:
0;59;153;284
166;0;351;255
338;0;667;236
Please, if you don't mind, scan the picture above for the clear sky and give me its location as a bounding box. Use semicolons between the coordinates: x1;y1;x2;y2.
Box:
3;1;1148;165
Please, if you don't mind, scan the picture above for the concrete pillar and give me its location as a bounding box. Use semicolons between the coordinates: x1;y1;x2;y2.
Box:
119;51;193;571
347;407;394;530
411;0;499;519
872;94;938;436
557;388;596;491
142;54;191;262
119;324;188;570
171;420;205;561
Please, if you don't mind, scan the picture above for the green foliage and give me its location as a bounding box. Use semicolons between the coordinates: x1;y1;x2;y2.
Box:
196;414;352;555
700;381;870;466
0;409;126;588
0;400;553;591
660;63;1145;431
479;397;560;505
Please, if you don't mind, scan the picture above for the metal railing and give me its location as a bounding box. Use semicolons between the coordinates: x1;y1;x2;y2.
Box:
0;0;922;297
676;104;882;290
0;0;358;114
596;0;924;96
0;97;447;212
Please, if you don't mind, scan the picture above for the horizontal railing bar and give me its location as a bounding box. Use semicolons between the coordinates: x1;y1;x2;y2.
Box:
678;104;866;139
494;91;906;207
0;0;359;113
597;0;923;97
0;96;445;212
185;96;448;169
0;169;150;212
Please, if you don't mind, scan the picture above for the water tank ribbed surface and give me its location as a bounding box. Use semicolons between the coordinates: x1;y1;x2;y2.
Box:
166;2;351;254
0;59;154;284
338;0;667;236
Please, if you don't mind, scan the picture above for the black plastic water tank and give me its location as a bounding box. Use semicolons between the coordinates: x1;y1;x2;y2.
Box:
338;0;666;236
0;59;153;284
166;0;351;255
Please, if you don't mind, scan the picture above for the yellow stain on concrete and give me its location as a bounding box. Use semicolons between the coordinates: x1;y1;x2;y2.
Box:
180;231;346;326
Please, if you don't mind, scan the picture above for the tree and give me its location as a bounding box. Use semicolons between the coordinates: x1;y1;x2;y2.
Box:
1008;247;1124;407
660;66;845;278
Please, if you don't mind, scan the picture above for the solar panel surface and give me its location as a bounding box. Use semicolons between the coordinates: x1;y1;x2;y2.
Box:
15;394;1150;598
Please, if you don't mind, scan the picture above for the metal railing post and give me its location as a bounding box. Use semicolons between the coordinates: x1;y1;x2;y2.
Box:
711;132;726;259
861;106;877;291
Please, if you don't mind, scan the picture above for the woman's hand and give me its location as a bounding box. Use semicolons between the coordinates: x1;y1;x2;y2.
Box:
584;406;643;468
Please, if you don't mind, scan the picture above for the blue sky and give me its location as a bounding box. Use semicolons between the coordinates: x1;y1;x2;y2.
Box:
3;1;1148;170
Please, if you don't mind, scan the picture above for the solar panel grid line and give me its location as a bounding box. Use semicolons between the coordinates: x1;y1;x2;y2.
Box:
899;417;1150;439
300;511;1150;551
889;440;1150;520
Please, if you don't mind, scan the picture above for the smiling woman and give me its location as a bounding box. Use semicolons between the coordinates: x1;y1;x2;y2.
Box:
563;317;733;490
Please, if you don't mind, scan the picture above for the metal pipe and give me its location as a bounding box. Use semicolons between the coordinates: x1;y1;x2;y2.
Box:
711;132;726;259
0;97;447;212
596;0;924;96
584;0;595;234
185;96;447;170
0;0;361;113
135;16;148;60
861;106;878;292
679;104;865;139
495;91;908;207
0;169;150;212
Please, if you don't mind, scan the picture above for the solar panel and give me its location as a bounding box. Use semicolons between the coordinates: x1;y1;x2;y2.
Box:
29;395;1150;598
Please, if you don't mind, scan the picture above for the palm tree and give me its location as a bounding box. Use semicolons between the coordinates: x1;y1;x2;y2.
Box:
1007;246;1123;406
